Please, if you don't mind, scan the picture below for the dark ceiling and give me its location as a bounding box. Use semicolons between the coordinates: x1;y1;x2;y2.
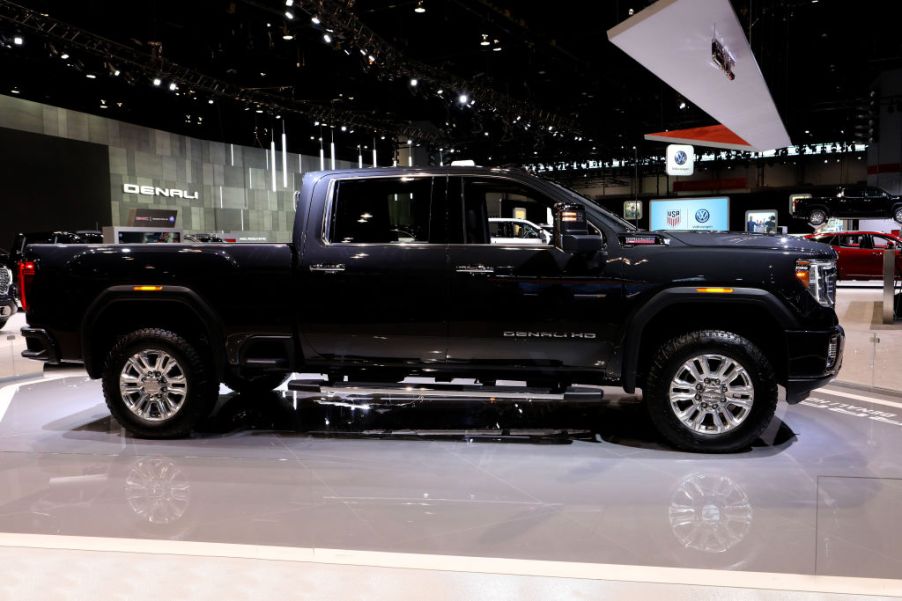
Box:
0;0;900;166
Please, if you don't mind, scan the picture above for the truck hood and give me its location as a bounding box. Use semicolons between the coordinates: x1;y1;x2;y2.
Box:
663;231;832;254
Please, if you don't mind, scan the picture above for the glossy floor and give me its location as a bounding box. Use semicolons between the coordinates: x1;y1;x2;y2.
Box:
1;370;902;591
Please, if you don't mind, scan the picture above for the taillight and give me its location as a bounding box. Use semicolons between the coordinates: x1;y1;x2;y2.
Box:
18;260;36;311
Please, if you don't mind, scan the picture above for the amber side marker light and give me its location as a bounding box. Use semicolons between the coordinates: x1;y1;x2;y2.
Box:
696;287;734;294
133;285;163;292
795;260;811;288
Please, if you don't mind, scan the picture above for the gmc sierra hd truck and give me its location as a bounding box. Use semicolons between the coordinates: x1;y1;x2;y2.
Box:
19;167;844;452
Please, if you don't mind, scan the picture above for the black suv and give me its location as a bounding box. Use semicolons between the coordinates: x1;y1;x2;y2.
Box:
792;185;902;226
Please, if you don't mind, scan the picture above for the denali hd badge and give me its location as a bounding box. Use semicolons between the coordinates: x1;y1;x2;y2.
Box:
504;331;597;339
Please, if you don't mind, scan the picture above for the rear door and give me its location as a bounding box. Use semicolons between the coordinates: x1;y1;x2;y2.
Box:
444;175;620;372
298;175;449;366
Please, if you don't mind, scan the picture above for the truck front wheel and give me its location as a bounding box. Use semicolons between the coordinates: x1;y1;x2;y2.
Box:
644;330;777;453
101;328;218;438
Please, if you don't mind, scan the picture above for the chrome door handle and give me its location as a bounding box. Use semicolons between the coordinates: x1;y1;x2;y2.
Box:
456;264;494;274
309;264;346;273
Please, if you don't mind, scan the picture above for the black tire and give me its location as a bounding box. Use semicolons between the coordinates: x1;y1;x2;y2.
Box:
222;371;290;395
893;205;902;225
644;330;778;453
101;328;218;438
808;208;828;226
0;318;7;330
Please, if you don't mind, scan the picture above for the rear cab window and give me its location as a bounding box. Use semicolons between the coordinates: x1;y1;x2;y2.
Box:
328;176;438;244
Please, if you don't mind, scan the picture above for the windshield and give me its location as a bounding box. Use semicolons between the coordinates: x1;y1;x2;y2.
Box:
542;179;638;232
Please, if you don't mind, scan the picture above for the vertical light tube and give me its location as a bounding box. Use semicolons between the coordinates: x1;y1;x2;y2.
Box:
319;139;325;171
330;129;336;170
281;123;288;188
372;147;377;168
270;136;277;192
408;140;413;166
358;146;363;169
439;149;443;166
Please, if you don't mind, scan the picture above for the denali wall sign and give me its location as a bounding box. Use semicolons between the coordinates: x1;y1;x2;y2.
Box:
123;183;199;199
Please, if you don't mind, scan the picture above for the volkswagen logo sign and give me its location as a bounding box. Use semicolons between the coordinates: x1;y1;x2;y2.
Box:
674;150;688;166
695;208;711;223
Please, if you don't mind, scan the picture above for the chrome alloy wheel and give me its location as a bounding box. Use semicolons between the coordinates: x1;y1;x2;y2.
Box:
119;350;189;423
668;354;754;435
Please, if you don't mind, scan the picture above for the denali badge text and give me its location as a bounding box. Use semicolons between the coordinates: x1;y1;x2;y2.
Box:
123;184;199;199
504;331;597;339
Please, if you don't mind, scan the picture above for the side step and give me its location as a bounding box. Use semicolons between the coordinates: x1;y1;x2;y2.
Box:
287;377;604;402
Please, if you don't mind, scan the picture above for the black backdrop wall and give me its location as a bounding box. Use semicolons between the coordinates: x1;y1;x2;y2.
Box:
0;127;111;251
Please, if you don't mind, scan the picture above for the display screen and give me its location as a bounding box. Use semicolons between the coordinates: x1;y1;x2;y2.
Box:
117;231;182;243
649;197;730;231
745;210;778;234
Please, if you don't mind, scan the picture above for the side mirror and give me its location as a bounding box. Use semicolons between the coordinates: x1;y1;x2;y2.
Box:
553;203;603;254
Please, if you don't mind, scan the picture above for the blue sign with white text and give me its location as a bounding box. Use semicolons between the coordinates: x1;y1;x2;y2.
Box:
649;197;730;231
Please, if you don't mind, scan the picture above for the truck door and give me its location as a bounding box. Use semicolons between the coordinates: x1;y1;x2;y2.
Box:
444;175;621;373
298;174;448;367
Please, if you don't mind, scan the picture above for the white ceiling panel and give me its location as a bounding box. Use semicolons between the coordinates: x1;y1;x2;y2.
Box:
608;0;791;151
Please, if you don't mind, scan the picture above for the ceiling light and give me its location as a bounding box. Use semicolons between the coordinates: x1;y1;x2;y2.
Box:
341;125;347;131
153;77;162;86
10;87;19;94
13;35;23;45
285;10;294;19
208;99;214;104
678;101;686;109
169;82;178;91
410;78;418;87
60;53;69;59
458;93;468;104
415;0;426;13
311;15;321;24
285;0;294;5
113;69;120;76
283;33;294;40
85;73;96;79
492;46;502;52
480;34;490;46
323;33;332;43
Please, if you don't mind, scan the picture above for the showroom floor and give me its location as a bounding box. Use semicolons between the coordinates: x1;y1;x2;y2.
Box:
1;291;901;600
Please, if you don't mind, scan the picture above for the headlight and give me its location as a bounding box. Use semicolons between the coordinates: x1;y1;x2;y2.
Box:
795;259;837;307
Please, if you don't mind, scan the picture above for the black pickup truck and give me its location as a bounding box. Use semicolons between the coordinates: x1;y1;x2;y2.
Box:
792;184;902;226
19;167;844;451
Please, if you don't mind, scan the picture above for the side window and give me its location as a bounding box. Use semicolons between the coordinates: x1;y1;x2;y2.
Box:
455;178;555;245
867;187;887;198
330;177;433;244
872;235;896;249
837;234;865;248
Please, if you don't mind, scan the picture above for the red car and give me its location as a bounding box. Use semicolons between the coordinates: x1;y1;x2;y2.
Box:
804;231;902;280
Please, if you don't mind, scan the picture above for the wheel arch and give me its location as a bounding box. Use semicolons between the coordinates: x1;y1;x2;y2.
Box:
82;286;225;379
621;287;799;393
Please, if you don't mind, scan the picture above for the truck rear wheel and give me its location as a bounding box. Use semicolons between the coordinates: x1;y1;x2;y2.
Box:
644;330;777;453
101;328;218;438
223;371;290;395
893;205;902;224
808;208;828;226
